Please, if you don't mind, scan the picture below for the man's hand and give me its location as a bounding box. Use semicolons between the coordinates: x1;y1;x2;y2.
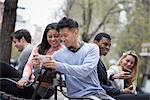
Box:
122;85;133;94
17;78;29;89
43;59;57;69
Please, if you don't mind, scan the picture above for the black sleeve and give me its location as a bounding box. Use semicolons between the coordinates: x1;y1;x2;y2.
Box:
101;84;122;96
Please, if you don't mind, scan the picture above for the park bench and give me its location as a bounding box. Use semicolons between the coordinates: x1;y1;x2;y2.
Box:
0;66;101;100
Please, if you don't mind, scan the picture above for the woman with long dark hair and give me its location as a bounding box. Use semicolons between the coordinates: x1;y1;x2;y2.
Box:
0;23;63;99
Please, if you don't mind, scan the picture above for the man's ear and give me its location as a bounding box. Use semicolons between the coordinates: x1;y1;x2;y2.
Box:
74;28;79;35
21;37;26;42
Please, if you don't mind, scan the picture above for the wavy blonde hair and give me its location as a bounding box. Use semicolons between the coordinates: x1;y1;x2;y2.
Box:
116;50;139;85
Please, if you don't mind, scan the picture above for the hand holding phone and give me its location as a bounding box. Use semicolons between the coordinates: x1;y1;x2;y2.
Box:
39;55;52;63
114;71;131;79
32;54;41;68
125;68;132;75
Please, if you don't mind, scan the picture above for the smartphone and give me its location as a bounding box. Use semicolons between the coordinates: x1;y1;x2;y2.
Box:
39;55;52;63
124;68;132;75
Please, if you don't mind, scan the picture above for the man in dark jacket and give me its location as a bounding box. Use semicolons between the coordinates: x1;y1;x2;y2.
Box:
94;33;132;96
94;33;150;100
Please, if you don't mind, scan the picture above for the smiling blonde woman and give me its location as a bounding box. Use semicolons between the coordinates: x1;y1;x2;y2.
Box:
107;50;139;94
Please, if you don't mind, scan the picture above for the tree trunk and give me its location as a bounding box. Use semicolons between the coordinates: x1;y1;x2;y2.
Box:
0;0;18;63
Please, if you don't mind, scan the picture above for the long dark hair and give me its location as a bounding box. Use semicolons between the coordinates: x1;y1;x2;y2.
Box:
38;23;58;54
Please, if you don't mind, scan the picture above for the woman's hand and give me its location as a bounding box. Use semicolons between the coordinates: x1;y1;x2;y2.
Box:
32;54;41;68
112;71;131;79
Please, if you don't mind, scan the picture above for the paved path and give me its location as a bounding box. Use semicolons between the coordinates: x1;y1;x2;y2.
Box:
49;87;68;100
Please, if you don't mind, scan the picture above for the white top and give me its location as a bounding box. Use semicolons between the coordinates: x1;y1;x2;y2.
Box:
107;65;137;93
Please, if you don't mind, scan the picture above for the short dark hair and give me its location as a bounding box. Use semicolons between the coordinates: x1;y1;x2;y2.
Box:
94;32;111;42
57;17;78;30
11;29;31;43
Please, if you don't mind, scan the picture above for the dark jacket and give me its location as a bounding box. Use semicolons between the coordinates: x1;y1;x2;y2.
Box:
97;59;122;95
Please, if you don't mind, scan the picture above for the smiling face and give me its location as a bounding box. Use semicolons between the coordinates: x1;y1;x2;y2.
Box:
120;55;136;71
47;29;61;48
12;37;25;52
59;27;77;48
95;37;111;56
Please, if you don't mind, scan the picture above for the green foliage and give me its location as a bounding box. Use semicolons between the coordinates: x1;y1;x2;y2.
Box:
115;0;150;86
62;0;149;86
66;0;121;34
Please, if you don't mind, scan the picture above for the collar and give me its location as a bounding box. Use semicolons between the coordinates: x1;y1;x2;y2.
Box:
67;42;84;53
